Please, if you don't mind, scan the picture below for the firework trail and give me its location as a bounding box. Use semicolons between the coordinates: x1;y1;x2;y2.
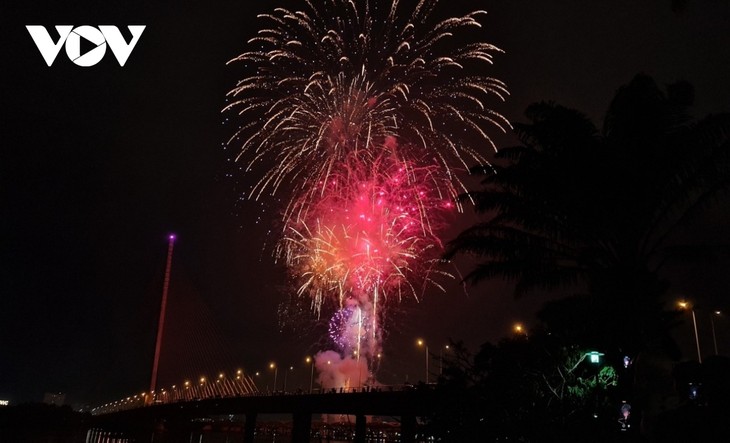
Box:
226;0;508;386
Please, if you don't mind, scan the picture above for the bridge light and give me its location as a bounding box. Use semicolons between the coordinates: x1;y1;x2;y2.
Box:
237;369;243;375
200;376;206;383
219;372;225;379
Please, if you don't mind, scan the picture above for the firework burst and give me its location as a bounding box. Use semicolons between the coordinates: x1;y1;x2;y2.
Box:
225;0;510;205
280;143;454;311
278;142;455;362
226;0;508;383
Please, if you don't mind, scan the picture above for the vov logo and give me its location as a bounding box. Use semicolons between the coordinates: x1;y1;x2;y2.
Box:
26;25;146;67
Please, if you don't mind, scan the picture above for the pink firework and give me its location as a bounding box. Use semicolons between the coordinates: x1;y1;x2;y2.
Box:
226;0;508;386
280;140;454;360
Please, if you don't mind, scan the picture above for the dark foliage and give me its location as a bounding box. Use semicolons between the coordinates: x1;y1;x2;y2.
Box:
427;334;623;442
446;74;730;357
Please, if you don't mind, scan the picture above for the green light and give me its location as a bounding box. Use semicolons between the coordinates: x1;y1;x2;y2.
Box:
587;351;604;364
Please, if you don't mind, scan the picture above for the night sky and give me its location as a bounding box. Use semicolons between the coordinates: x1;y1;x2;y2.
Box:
2;0;730;407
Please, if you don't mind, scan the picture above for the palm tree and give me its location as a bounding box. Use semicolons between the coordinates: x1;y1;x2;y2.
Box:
446;74;730;356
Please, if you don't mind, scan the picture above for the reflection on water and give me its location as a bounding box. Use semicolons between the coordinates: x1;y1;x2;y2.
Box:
84;416;426;443
85;425;419;443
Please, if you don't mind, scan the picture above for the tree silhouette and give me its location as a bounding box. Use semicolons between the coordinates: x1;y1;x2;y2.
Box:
429;334;619;442
446;74;730;357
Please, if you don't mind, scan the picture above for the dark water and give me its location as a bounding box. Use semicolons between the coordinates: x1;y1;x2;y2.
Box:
83;427;411;443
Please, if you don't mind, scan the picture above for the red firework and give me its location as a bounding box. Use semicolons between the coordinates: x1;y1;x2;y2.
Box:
279;140;454;358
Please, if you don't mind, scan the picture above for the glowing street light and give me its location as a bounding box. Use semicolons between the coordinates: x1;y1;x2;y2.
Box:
306;357;315;393
199;376;208;398
283;366;294;392
269;362;278;393
678;300;702;363
513;323;528;338
440;345;450;375
587;351;604;364
417;339;429;383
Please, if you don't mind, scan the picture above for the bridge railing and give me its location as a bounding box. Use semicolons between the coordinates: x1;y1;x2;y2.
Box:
91;381;432;416
92;372;260;415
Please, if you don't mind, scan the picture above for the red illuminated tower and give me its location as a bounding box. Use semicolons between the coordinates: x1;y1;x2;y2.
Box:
149;234;175;399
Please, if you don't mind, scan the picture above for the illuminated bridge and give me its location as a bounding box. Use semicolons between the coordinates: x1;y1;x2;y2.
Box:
86;236;441;442
89;385;437;443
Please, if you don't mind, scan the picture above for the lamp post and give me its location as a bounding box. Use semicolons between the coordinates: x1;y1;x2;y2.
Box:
440;345;450;375
269;362;278;393
216;373;225;397
678;301;702;364
306;357;315;393
283;366;293;392
200;376;207;398
711;311;721;355
183;381;190;401
417;339;428;383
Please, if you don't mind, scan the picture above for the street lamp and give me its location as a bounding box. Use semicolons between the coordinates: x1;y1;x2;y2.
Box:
678;301;702;364
711;311;721;355
440;345;450;375
417;339;429;383
513;323;528;338
283;366;294;392
200;376;208;398
269;362;278;393
306;357;315;393
587;351;604;364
